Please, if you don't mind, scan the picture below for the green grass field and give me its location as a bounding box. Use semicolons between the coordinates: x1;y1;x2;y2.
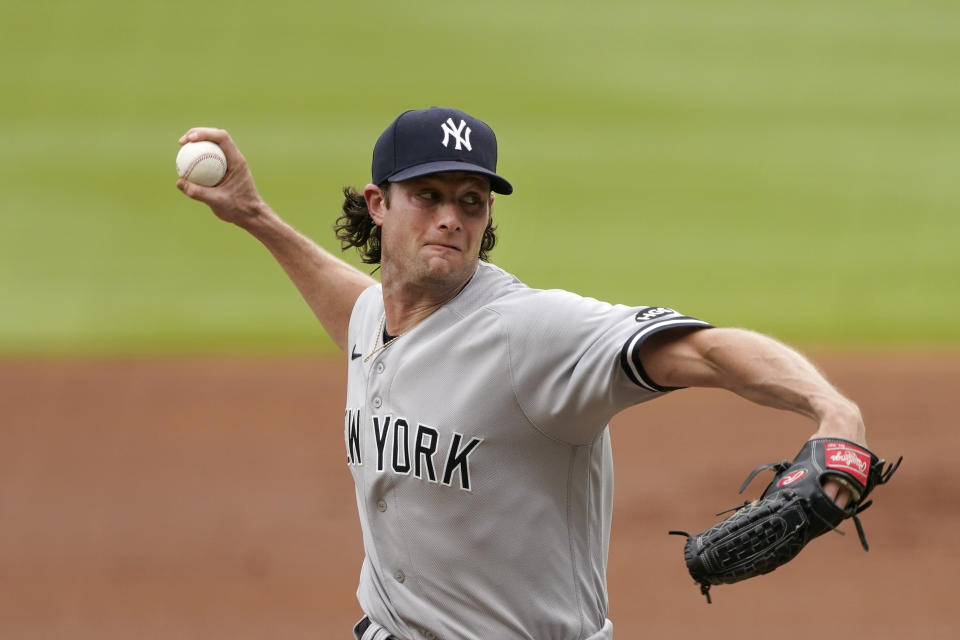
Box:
1;0;957;356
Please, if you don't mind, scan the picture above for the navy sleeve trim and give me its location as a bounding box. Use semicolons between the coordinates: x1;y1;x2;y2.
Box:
619;317;713;392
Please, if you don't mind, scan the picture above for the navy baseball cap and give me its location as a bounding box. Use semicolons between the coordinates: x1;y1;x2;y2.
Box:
372;107;513;195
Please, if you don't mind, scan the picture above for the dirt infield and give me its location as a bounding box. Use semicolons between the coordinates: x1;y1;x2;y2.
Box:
1;353;955;639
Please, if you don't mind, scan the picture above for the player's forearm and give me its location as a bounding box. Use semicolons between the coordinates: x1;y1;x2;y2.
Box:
176;127;375;352
691;329;865;444
237;203;376;352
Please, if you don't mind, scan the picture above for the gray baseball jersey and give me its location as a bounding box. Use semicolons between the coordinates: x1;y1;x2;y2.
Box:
343;262;712;640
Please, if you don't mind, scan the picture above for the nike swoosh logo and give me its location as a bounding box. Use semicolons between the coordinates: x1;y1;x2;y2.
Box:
351;345;361;361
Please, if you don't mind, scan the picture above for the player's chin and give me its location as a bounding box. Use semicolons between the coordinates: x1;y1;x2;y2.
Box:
421;253;476;283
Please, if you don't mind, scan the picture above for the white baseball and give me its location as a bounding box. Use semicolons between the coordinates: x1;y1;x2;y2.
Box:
176;140;227;187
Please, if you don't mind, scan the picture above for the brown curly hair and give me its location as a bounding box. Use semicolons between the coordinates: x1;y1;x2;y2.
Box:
334;183;497;265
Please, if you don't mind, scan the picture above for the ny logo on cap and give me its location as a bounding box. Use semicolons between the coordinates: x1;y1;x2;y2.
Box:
440;118;472;151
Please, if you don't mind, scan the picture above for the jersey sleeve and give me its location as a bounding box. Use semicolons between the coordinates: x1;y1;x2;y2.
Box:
500;291;712;444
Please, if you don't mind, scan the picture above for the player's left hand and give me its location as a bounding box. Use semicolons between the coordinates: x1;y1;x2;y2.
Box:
822;477;852;508
670;438;902;602
811;401;867;509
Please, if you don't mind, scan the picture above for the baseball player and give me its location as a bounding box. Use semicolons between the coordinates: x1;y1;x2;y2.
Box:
177;107;866;639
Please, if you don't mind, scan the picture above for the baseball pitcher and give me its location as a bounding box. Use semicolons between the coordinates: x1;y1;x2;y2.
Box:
176;107;897;639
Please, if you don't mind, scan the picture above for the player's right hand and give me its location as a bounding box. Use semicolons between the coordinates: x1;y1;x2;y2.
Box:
176;127;268;227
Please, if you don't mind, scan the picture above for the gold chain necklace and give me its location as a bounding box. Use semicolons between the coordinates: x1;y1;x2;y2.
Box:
363;313;405;363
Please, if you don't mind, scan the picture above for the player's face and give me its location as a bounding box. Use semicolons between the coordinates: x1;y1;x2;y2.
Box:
376;172;493;289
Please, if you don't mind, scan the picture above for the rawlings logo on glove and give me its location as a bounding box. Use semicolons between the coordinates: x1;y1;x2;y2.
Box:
778;469;807;486
669;438;901;603
825;442;870;484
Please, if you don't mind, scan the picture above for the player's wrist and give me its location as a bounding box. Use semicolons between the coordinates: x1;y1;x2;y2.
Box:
810;397;865;445
230;198;278;231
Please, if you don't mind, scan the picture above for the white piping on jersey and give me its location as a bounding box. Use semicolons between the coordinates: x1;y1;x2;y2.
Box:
622;317;712;392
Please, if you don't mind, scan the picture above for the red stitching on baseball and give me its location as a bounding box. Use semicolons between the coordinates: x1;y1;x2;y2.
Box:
183;152;226;181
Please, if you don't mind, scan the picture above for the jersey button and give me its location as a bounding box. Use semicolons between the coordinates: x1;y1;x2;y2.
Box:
375;362;385;374
394;570;406;584
377;499;387;512
372;397;382;409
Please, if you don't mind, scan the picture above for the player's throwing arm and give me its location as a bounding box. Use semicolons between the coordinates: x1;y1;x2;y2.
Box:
174;128;375;351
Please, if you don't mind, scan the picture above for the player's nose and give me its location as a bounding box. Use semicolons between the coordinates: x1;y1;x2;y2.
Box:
435;201;462;231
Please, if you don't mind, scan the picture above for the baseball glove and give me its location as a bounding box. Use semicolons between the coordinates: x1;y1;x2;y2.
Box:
669;438;901;603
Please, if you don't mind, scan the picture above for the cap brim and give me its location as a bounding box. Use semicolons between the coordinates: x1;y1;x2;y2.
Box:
388;161;513;195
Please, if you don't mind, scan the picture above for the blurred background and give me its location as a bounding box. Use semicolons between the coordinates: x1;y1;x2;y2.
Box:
1;0;957;638
2;0;957;356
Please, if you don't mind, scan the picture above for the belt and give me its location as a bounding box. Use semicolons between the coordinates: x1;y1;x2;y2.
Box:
353;616;399;640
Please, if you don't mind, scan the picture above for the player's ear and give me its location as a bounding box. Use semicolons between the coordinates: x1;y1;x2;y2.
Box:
364;183;388;226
